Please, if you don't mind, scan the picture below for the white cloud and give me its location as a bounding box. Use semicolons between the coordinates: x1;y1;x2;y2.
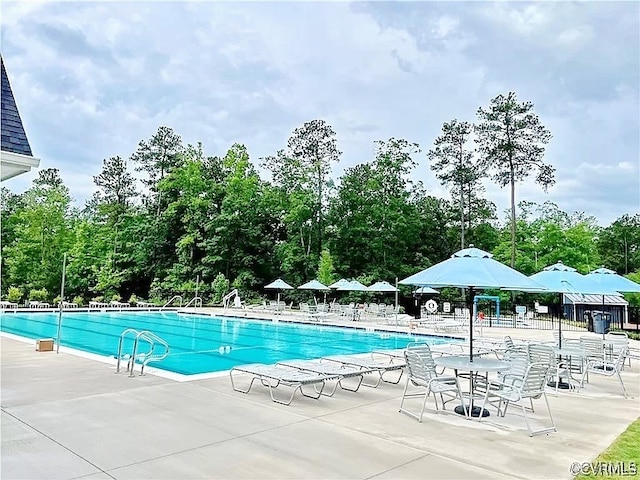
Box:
1;1;638;226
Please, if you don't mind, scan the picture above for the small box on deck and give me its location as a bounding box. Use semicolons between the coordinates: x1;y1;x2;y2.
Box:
36;338;54;352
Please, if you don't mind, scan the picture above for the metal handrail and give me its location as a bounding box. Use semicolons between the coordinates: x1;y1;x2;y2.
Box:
183;296;202;309
161;295;183;310
116;328;170;377
134;331;170;376
222;289;238;310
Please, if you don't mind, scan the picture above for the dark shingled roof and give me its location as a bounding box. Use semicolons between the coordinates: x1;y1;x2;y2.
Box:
1;57;33;157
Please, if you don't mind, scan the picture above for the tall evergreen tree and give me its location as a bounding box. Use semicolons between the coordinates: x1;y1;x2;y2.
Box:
475;92;554;267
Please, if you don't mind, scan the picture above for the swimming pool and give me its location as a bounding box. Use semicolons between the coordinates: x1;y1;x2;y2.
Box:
0;311;460;375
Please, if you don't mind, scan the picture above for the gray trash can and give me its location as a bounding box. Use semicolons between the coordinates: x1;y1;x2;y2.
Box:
593;312;611;334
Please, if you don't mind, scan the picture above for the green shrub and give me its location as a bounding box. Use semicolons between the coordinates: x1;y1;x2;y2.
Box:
72;296;84;306
28;288;48;302
128;294;138;306
112;293;121;302
212;273;230;304
92;295;104;303
7;286;22;303
53;296;61;306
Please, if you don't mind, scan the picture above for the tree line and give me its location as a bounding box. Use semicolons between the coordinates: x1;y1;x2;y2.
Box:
1;92;639;307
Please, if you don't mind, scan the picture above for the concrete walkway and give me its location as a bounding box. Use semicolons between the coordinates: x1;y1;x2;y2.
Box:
2;321;639;479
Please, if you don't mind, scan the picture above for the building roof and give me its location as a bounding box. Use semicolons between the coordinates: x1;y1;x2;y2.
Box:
1;57;33;157
563;293;628;306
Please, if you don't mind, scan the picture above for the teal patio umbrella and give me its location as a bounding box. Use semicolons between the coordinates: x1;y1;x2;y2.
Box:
298;279;330;304
329;278;350;289
264;278;294;307
530;262;620;346
400;245;547;362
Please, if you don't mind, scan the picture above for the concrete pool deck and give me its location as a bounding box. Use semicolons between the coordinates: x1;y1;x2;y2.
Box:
2;313;639;479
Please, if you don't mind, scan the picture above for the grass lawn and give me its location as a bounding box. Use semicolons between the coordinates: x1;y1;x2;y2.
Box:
575;417;640;479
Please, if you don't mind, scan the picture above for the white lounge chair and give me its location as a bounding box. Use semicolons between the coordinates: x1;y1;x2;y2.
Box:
0;301;18;309
229;363;336;405
277;359;374;395
321;355;406;387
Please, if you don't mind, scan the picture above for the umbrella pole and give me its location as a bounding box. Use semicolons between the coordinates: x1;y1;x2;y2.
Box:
277;291;281;315
395;277;399;328
558;293;562;349
602;294;606;341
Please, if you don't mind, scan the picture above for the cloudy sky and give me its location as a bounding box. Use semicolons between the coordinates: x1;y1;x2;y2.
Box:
2;1;638;225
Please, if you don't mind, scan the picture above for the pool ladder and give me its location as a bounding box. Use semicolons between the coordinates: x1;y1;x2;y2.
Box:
116;328;170;377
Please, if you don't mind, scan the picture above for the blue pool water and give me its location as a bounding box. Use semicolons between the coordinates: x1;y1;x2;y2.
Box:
0;311;460;375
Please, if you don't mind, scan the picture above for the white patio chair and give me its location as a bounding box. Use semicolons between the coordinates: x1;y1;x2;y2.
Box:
580;347;629;398
491;362;557;436
604;332;630;367
528;343;578;395
399;345;464;422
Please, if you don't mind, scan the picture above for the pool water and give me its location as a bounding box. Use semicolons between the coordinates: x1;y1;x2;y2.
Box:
0;311;459;375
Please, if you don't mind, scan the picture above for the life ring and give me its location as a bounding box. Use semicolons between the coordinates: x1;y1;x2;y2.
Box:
425;299;438;314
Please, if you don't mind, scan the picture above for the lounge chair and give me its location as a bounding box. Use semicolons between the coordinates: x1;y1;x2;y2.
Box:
321;355;406;387
0;301;18;309
277;359;374;395
110;300;130;307
229;363;337;405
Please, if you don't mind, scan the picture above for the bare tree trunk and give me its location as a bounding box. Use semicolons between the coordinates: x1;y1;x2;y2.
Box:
460;186;465;249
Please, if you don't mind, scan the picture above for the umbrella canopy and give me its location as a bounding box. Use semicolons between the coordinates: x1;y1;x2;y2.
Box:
367;281;398;292
400;246;548;364
586;267;640;293
529;262;620;347
297;280;330;290
529;262;619;295
399;246;548;292
264;278;294;290
337;280;369;291
328;278;350;289
414;286;439;294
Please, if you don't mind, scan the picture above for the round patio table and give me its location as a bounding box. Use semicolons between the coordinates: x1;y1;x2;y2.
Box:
434;356;510;418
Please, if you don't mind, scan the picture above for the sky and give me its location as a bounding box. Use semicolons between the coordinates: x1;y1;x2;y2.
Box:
1;1;639;226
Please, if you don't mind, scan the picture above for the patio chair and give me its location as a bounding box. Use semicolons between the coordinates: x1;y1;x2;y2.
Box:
580;347;629;398
553;331;581;349
399;345;464;422
604;332;630;367
229;363;336;405
528;343;578;394
580;336;605;385
321;355;406;387
277;359;374;395
491;362;556;436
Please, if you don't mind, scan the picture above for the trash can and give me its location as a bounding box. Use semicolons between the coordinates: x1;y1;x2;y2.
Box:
593;312;611;334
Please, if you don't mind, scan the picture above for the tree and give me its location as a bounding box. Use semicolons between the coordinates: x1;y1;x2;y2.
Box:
262;119;341;257
130;126;183;216
93;156;137;214
2;169;73;295
475;91;554;267
428;120;483;249
598;214;640;274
